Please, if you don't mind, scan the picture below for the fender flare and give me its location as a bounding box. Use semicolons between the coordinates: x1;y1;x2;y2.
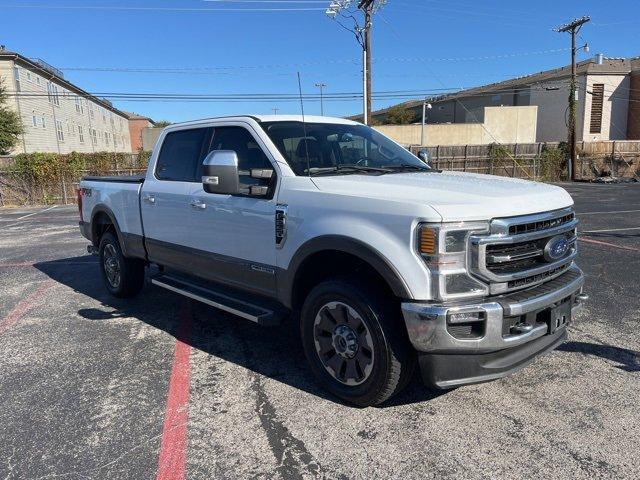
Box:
278;235;412;308
89;205;130;257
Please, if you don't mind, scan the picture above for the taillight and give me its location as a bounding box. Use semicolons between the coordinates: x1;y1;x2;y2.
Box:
77;188;83;222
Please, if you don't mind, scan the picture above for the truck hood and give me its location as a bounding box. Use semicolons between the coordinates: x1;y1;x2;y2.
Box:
311;171;574;221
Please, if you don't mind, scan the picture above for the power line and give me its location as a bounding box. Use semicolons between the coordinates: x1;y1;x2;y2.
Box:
0;3;326;12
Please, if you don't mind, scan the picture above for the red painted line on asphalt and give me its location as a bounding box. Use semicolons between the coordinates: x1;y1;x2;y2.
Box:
0;279;55;334
156;301;193;480
0;261;98;268
0;261;36;268
579;237;640;253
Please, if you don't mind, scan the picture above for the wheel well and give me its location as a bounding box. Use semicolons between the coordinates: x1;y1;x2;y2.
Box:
291;250;396;312
91;212;115;245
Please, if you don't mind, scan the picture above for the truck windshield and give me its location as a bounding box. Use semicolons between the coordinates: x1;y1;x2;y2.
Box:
260;121;431;176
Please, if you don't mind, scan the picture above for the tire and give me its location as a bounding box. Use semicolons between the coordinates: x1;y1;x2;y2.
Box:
300;276;415;407
98;231;145;298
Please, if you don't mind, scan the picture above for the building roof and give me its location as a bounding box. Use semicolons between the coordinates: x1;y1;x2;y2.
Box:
121;110;156;123
364;55;639;120
0;48;139;120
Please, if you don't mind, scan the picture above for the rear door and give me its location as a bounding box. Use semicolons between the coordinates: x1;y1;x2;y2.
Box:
185;123;279;297
140;126;211;268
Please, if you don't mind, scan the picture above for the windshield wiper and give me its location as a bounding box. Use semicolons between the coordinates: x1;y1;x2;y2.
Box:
382;164;440;173
307;164;392;176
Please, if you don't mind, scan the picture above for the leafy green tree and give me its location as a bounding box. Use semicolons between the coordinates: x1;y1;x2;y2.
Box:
154;120;172;128
384;105;417;125
0;79;23;154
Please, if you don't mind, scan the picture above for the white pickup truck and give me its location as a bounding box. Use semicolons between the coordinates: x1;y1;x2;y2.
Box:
78;115;587;406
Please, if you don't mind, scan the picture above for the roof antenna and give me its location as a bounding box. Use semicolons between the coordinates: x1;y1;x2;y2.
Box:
297;71;311;177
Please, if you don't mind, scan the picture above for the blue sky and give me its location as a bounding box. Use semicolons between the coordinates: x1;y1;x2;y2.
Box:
2;0;638;121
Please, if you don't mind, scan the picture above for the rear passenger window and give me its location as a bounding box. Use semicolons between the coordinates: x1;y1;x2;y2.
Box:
156;128;209;181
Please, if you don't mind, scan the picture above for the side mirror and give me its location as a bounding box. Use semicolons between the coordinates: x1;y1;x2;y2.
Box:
417;149;432;167
202;150;239;195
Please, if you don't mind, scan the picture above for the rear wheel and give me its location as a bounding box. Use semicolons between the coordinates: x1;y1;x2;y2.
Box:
98;231;145;298
300;276;415;407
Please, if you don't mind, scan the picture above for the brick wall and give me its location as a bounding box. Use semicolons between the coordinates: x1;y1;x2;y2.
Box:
128;118;152;152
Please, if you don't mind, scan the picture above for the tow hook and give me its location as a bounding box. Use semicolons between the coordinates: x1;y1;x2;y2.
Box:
576;293;589;302
510;322;534;335
87;245;98;255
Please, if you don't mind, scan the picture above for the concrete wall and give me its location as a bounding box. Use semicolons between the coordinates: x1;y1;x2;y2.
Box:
1;59;133;154
142;126;163;152
374;106;537;146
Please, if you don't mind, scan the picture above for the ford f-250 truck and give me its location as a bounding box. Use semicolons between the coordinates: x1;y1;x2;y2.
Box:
78;115;587;406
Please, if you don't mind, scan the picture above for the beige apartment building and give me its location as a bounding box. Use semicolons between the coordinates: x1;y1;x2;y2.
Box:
0;47;133;154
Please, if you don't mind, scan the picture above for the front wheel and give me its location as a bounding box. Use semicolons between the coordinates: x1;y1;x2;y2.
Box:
98;231;145;298
300;276;415;407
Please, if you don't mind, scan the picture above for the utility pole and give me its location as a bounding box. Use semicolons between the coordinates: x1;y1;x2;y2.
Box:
361;0;373;124
556;16;590;181
315;83;327;115
272;107;279;115
325;0;387;125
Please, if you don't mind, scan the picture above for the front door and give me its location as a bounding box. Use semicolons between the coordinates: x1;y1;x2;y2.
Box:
185;124;278;297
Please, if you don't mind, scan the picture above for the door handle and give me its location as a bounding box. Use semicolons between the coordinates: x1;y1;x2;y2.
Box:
190;199;206;210
143;194;156;204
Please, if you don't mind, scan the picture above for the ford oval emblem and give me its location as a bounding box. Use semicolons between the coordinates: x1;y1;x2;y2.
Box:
544;236;569;262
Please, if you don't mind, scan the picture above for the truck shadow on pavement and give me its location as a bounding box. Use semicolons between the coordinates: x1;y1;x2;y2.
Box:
35;255;445;408
558;341;640;372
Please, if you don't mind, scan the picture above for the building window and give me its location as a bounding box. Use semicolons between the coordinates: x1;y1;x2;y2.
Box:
13;66;21;92
47;82;60;106
56;120;64;141
78;125;85;143
89;103;94;119
102;109;107;123
32;113;37;127
26;71;32;81
589;83;605;134
41;115;46;128
36;75;41;85
75;96;83;114
91;128;97;146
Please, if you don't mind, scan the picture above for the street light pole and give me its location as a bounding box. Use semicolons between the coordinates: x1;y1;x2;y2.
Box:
556;16;590;181
315;83;327;116
421;101;431;146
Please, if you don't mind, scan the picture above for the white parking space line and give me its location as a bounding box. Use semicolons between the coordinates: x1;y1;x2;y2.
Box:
1;205;58;228
582;226;640;233
577;209;640;216
14;205;57;221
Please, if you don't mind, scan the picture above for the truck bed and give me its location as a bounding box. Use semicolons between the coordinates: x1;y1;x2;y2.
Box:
81;175;145;183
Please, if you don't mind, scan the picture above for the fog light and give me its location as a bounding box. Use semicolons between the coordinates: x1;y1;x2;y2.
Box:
448;311;483;324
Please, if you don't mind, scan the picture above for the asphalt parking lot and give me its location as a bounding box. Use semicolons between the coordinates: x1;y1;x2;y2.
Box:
0;183;639;479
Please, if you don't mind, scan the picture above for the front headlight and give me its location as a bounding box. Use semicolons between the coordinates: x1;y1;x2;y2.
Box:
417;222;489;301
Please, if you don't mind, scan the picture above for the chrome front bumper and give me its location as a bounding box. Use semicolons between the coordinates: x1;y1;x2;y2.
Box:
401;265;585;354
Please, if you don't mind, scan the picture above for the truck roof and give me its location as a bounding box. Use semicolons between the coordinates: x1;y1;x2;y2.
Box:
167;115;362;128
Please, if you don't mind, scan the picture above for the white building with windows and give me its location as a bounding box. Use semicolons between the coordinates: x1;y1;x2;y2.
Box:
0;47;134;154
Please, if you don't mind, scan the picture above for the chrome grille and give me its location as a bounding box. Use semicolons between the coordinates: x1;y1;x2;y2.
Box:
470;207;578;294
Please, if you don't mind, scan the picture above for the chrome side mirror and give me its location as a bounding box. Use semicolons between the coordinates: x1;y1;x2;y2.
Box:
202;150;239;195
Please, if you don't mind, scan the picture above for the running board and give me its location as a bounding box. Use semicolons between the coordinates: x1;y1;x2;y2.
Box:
151;275;279;326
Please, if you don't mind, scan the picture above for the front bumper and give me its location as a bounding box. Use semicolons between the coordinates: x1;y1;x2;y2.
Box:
401;265;585;388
